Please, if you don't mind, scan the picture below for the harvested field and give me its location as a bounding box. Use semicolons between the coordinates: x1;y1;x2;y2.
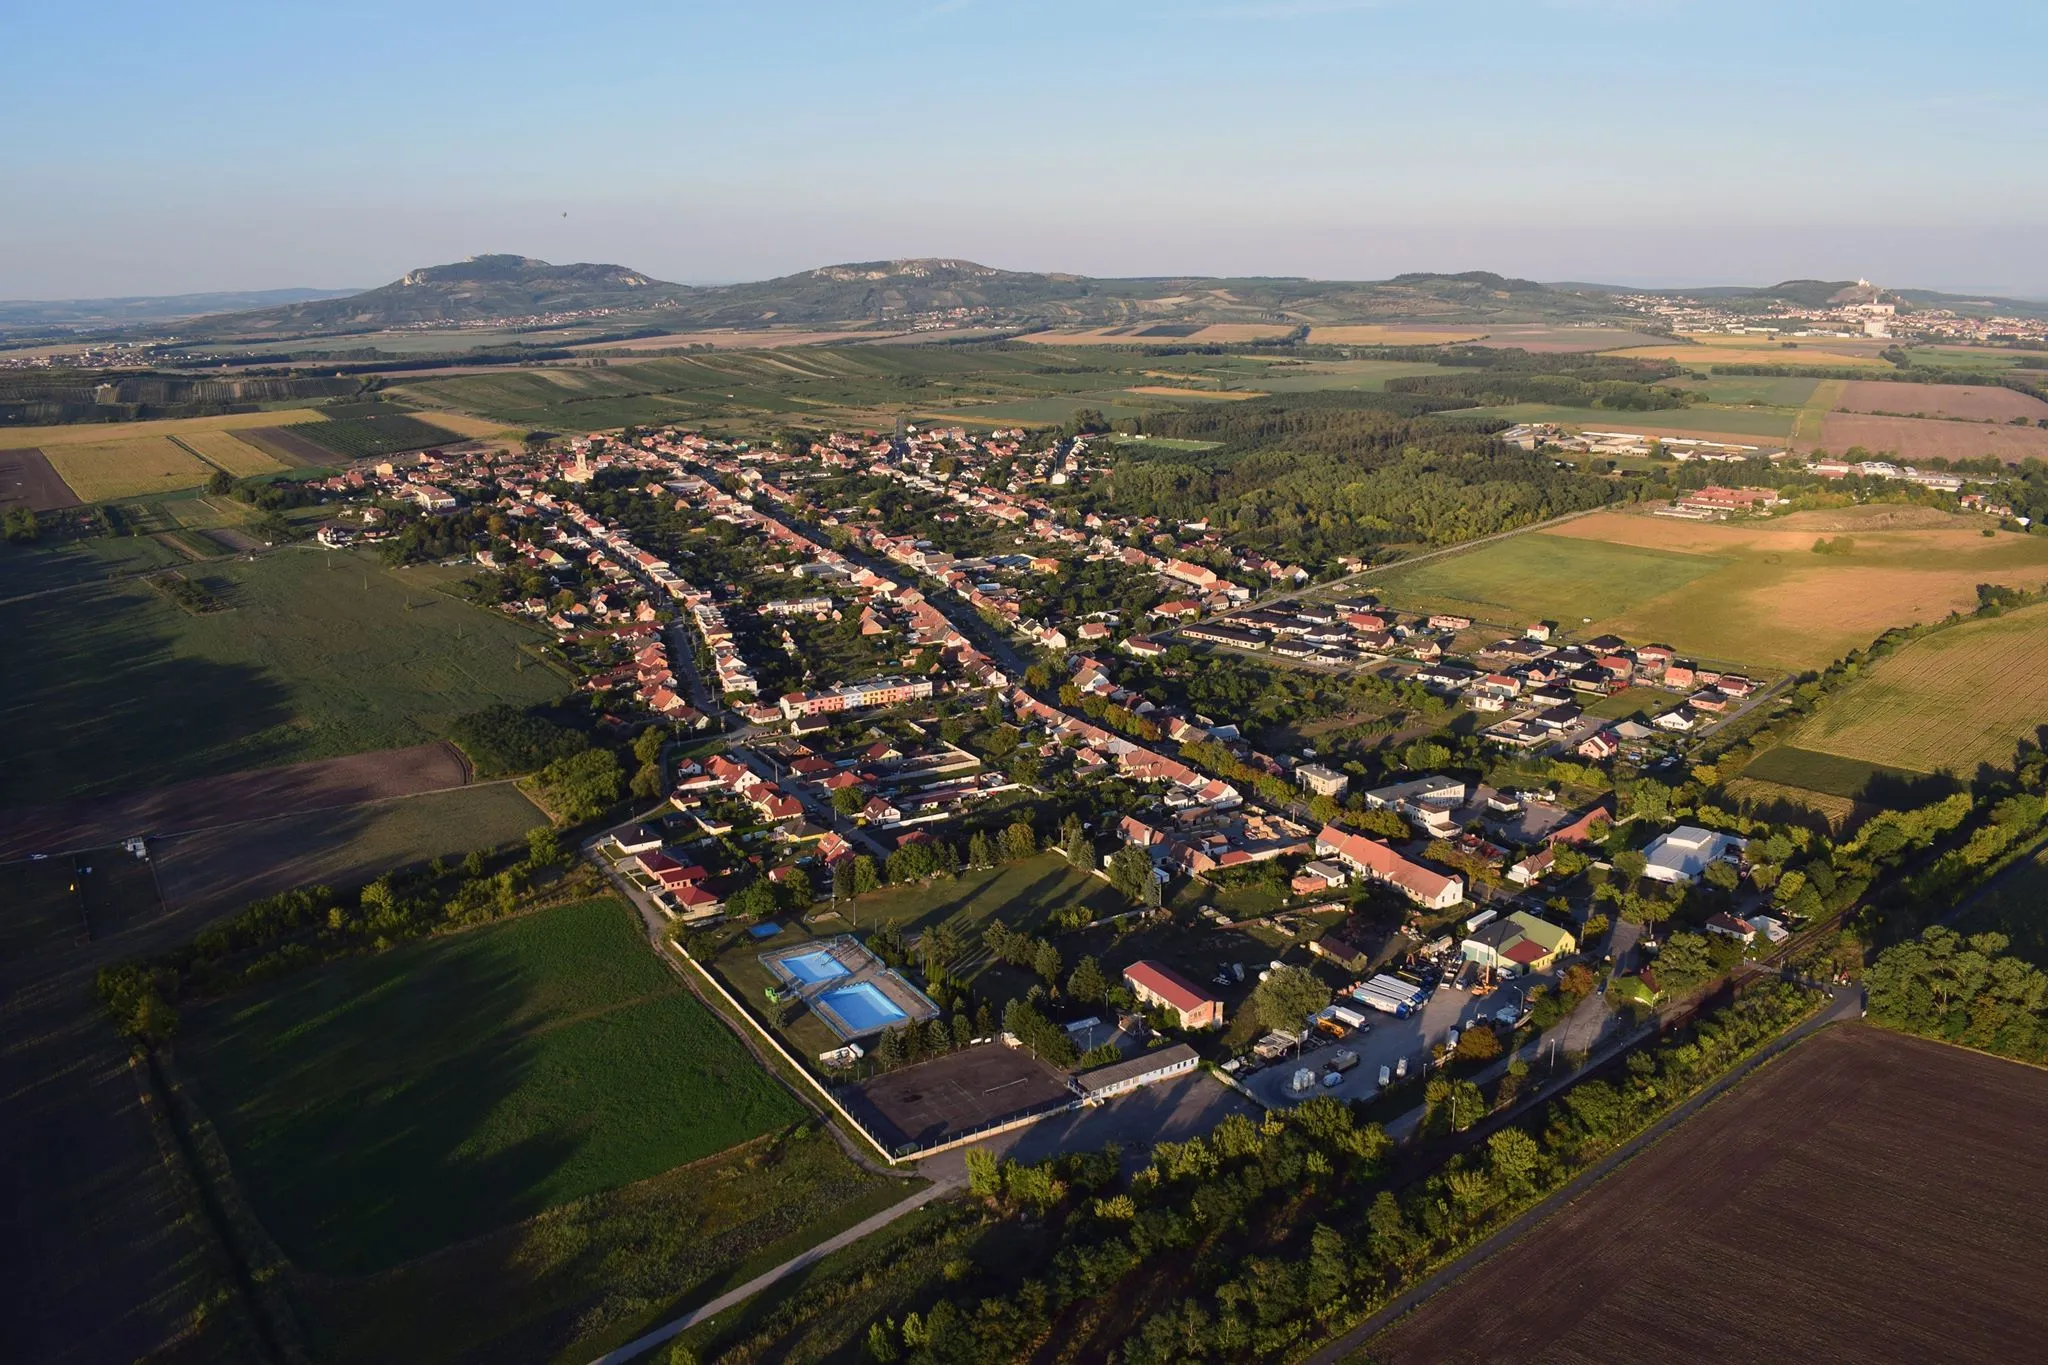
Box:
43;435;212;502
1368;1025;2048;1365
1818;411;2048;463
576;327;908;352
151;781;544;913
1767;504;1974;532
202;526;262;552
411;410;520;440
1306;325;1486;345
1837;379;2048;421
0;409;327;450
1607;342;1893;369
0;740;469;860
0;447;79;510
236;424;343;466
1533;509;2048;670
1786;602;2048;777
1124;385;1267;400
172;428;287;477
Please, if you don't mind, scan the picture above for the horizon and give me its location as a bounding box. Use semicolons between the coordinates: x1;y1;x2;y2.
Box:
5;1;2045;299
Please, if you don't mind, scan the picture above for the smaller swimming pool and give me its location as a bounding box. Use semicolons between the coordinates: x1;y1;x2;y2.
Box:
820;981;908;1034
748;922;783;940
779;948;850;986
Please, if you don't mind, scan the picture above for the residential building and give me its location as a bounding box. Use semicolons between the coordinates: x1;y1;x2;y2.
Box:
1123;960;1225;1030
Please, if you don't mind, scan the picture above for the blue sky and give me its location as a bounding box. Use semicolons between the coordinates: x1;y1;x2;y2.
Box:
5;0;2044;297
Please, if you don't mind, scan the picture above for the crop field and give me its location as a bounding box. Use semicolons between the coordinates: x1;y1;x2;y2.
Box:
1819;411;2048;463
1720;775;1864;832
0;546;566;806
1837;379;2048;421
1515;510;2048;671
1303;325;1487;345
1737;744;1933;799
0;408;329;450
179;896;804;1275
1781;602;2048;777
412;409;522;440
1661;374;1820;407
43;435;213;502
280;412;459;459
1365;1025;2048;1365
1604;335;1896;369
171;428;289;476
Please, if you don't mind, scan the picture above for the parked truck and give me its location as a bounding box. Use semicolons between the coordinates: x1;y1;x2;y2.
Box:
1353;973;1426;1017
1326;1049;1360;1074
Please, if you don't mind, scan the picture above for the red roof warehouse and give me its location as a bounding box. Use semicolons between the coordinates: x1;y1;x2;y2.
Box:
1122;960;1225;1030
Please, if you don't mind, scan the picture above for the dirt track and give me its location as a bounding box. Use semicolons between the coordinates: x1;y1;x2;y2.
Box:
0;740;470;860
1369;1025;2048;1365
0;447;82;511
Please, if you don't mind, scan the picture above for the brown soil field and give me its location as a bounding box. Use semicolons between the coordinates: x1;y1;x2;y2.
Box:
1838;380;2048;422
0;740;470;860
1484;325;1676;353
1766;504;1979;532
576;327;911;352
236;424;343;467
1608;339;1894;368
1370;1025;2048;1365
1819;411;2048;463
0;448;80;511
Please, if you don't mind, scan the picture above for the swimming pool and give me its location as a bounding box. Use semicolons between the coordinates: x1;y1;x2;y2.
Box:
819;981;908;1034
778;948;851;986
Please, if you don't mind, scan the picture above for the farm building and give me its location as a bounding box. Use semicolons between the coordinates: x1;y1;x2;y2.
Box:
1123;961;1224;1030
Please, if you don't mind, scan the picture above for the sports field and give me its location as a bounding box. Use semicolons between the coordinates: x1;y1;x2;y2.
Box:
1783;602;2048;777
0;546;566;805
1390;510;2048;672
179;896;803;1274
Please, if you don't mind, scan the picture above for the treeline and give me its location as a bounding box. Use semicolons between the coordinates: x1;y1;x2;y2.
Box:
450;703;589;776
1386;370;1686;410
1866;927;2048;1063
98;828;572;1044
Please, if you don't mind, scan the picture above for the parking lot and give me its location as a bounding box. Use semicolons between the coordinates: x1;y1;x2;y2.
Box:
1238;970;1543;1109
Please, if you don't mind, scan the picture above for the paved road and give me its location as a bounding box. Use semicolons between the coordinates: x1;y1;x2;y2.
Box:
587;1175;960;1365
1304;981;1861;1365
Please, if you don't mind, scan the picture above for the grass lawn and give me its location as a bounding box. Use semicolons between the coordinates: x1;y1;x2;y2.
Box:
1740;746;1931;800
1584;687;1685;722
301;1123;914;1365
1373;531;1728;629
1785;603;2048;777
179;897;804;1275
0;545;566;805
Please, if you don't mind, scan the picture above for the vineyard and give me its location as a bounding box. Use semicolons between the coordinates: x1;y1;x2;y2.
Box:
279;412;456;460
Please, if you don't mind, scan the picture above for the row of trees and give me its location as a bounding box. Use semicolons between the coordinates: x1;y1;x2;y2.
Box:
98;827;569;1044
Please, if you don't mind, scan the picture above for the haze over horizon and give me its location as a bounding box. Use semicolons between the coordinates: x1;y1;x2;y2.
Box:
6;0;2045;300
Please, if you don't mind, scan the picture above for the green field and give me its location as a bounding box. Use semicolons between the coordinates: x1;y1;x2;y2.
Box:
1372;532;1728;628
1785;603;2048;777
180;896;804;1275
1740;745;1932;800
0;546;566;805
281;412;457;459
1662;375;1822;407
1584;686;1686;722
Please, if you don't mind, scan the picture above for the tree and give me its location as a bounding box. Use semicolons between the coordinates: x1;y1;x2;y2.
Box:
1068;955;1109;1005
1651;931;1718;994
1107;846;1155;903
524;825;562;868
205;469;235;495
968;830;996;869
1703;859;1741;892
1486;1126;1543;1191
1611;849;1648;884
1060;813;1091;868
1001;821;1039;862
535;748;624;823
1581;911;1610;943
778;865;812;911
727;880;777;919
833;785;866;816
1454;1026;1502;1063
851;855;881;895
1252;964;1330;1035
1033;940;1063;989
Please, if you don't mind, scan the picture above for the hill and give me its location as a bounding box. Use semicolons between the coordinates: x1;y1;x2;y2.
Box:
0;286;360;336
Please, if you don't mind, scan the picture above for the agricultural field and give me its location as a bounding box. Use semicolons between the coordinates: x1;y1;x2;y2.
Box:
1365;1025;2048;1365
280;412;460;459
1780;602;2048;778
1304;325;1487;345
1491;508;2048;671
172;428;289;476
1450;401;1796;439
43;435;213;502
1369;531;1731;633
0;447;79;510
1604;334;1896;369
1836;379;2048;421
1819;411;2048;463
0;408;330;450
177;897;805;1274
0;546;566;806
411;409;523;440
1661;373;1821;407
